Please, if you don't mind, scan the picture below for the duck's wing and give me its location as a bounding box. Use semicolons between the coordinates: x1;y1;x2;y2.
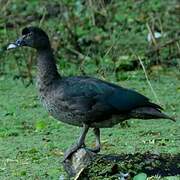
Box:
58;76;162;115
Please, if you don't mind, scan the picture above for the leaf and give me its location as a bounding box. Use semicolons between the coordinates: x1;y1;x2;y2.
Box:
133;173;147;180
35;120;47;131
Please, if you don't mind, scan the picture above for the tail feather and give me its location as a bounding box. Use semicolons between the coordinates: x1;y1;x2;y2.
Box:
147;102;163;110
156;112;176;122
131;107;176;122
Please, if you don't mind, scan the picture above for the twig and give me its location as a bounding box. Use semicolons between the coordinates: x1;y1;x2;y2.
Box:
146;37;180;55
137;55;160;104
103;42;115;58
1;0;10;13
65;47;91;61
39;7;47;27
88;0;95;26
176;42;180;69
12;25;25;85
146;23;157;46
103;32;122;58
176;42;180;54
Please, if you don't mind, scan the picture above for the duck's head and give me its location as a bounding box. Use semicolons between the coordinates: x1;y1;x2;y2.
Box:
7;27;51;50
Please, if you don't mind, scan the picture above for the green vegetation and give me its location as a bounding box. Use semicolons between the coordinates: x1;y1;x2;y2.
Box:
0;0;179;179
0;71;179;179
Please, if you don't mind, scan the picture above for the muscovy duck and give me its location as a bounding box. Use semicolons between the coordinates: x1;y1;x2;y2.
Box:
7;27;175;161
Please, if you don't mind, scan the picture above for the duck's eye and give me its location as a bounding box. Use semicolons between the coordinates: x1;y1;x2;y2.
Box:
27;32;33;37
24;32;32;40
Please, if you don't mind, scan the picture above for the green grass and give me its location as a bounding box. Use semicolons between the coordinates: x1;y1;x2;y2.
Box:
0;69;179;179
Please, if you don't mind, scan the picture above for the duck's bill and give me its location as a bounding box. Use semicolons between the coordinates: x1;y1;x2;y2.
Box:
7;43;18;50
7;36;26;50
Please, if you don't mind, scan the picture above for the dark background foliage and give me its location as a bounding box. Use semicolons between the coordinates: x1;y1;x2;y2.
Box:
0;0;179;81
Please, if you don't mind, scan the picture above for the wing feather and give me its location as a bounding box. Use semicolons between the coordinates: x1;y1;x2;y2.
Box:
61;76;162;114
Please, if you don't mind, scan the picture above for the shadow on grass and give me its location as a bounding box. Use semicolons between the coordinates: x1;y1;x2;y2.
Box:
82;152;180;179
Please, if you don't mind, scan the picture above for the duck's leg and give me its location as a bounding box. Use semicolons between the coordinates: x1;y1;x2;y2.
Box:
84;128;101;153
92;128;101;153
63;124;89;161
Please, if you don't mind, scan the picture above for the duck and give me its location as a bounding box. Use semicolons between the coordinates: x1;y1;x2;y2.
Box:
7;26;175;161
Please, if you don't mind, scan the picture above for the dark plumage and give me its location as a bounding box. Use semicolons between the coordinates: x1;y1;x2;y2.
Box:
7;27;175;160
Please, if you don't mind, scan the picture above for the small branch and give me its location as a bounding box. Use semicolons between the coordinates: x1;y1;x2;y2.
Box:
103;42;115;57
146;38;180;55
39;7;47;27
146;23;157;46
137;55;160;104
176;42;180;68
1;0;10;13
88;0;95;26
65;47;91;61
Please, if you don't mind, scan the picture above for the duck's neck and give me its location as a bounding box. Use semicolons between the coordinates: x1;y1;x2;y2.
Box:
37;49;61;86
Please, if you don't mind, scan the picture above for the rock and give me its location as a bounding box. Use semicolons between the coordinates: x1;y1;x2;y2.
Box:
63;148;96;178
